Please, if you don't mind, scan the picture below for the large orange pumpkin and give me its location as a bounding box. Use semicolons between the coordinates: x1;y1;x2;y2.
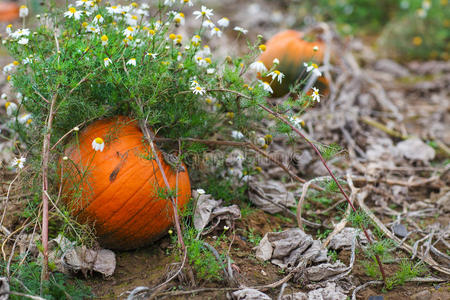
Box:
258;30;329;98
61;117;191;250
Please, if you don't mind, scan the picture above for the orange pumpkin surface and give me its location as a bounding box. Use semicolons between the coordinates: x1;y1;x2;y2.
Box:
61;117;191;250
0;2;19;22
258;30;329;98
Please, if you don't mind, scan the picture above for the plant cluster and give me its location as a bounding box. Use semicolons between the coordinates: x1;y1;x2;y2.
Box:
297;0;449;60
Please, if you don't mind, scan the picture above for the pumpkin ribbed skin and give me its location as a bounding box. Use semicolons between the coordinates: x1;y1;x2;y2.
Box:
62;117;191;250
258;30;329;98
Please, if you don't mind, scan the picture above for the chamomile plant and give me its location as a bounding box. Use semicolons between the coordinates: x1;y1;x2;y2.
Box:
1;0;324;245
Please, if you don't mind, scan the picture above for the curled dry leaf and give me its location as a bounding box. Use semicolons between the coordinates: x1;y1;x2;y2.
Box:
248;179;296;214
282;282;347;300
254;228;328;269
192;190;241;234
231;288;271;300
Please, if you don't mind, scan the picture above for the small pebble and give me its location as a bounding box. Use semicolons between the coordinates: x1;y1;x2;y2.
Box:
393;223;408;238
368;296;384;300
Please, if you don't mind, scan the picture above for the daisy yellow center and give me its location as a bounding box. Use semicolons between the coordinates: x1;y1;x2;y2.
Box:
132;15;138;20
13;61;19;66
27;119;32;124
82;22;88;27
94;137;104;144
195;86;202;91
7;24;12;28
263;81;270;85
201;11;206;15
311;63;318;69
149;29;155;35
104;58;109;61
111;6;117;9
69;7;77;13
274;70;280;75
127;26;134;32
5;102;10;108
214;27;219;32
179;13;185;17
205;57;211;63
259;44;266;51
197;57;203;61
131;2;138;7
101;35;108;41
20;5;27;9
169;33;176;40
96;14;102;19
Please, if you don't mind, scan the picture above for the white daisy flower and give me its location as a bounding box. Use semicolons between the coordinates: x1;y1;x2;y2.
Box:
5;102;18;116
1;93;6;99
202;19;215;29
104;57;112;67
18;113;32;124
217;17;230;28
210;27;222;38
289;116;304;128
231;130;244;140
19;5;29;18
191;34;201;45
6;25;13;37
313;46;319;52
93;14;104;24
106;5;122;14
92;137;105;152
101;35;108;46
3;63;15;73
268;70;285;83
249;60;267;73
12;157;26;169
193;6;214;20
196;188;206;194
233;26;248;34
123;26;136;36
126;15;139;26
22;57;33;64
311;87;321;103
206;68;215;74
260;81;273;94
10;28;30;39
126;58;137;66
191;85;206;95
146;52;158;59
18;38;29;45
136;8;149;16
304;62;322;77
273;58;280;65
202;45;211;56
16;92;23;101
75;0;92;8
256;137;266;147
86;25;100;33
174;12;185;26
64;7;83;20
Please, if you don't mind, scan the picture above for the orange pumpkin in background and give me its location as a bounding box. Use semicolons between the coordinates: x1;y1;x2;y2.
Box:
0;2;20;22
258;30;329;98
61;117;191;250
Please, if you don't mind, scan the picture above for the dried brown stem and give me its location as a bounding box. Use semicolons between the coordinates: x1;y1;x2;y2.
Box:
257;103;388;284
40;87;59;282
